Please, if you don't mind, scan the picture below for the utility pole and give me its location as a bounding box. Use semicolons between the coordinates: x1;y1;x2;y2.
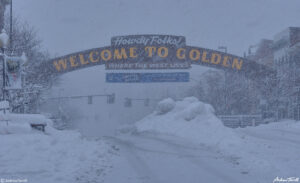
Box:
0;49;4;99
9;0;12;49
218;46;228;114
0;29;8;113
2;47;5;101
0;0;10;30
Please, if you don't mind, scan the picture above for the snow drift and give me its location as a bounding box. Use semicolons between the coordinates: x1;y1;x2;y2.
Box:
136;97;241;148
135;98;300;179
0;113;53;134
0;114;112;183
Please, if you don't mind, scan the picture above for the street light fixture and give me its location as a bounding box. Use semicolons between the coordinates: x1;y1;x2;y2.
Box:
0;29;9;113
0;29;27;113
217;46;228;114
0;29;9;49
20;52;28;65
248;45;257;55
217;46;227;53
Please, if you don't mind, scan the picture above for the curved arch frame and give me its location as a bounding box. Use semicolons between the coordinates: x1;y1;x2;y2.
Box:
38;35;276;83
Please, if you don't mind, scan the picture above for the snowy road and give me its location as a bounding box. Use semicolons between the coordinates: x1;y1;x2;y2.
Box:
102;132;252;183
2;97;298;183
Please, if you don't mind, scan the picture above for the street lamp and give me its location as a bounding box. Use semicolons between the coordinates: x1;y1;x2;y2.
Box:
0;29;9;49
20;52;28;65
0;29;9;113
248;45;257;55
217;46;228;114
217;46;227;53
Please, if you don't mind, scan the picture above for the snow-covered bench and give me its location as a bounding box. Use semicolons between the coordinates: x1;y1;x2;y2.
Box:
30;123;47;132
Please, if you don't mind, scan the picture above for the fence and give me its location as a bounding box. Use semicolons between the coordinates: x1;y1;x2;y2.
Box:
217;115;263;128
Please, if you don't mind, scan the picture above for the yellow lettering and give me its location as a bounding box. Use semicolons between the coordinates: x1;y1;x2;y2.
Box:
53;59;68;71
89;51;100;63
222;56;230;67
189;49;200;61
157;47;168;58
69;55;78;67
114;48;128;60
202;51;210;63
211;53;221;64
101;49;112;61
232;58;243;70
79;54;89;65
145;46;156;57
129;47;138;58
176;48;186;59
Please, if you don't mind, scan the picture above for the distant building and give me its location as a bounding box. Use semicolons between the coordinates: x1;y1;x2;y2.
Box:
247;39;274;67
272;27;300;120
245;39;274;116
245;28;300;120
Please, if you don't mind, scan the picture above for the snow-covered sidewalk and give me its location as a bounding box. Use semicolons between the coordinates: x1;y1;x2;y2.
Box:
235;120;300;180
0;119;113;183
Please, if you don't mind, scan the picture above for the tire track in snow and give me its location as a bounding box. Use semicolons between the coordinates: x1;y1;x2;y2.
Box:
240;130;300;148
104;136;162;183
134;132;244;183
104;132;246;183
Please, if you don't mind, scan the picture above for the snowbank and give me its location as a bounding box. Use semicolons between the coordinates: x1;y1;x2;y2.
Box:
0;113;53;134
0;113;53;125
136;98;300;180
0;122;32;134
136;97;241;148
0;113;113;182
0;127;112;183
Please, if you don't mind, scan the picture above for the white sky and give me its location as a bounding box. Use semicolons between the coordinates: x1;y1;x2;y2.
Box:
12;0;300;57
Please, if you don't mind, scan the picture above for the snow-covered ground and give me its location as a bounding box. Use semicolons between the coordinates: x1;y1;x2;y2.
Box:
235;120;300;180
0;114;114;183
1;98;299;183
127;97;300;183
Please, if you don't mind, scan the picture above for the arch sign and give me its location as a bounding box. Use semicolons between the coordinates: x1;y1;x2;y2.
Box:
40;35;275;82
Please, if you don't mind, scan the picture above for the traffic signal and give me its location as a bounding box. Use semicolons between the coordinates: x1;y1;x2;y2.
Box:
107;93;115;104
144;98;150;106
88;96;93;104
124;98;132;107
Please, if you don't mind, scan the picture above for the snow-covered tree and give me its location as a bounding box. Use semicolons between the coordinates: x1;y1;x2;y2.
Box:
187;69;261;115
1;15;56;113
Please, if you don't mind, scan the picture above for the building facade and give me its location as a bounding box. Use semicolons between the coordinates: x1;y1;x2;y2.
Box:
272;27;300;120
245;39;274;118
246;27;300;120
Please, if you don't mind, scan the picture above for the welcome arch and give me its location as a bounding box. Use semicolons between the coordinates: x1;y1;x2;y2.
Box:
38;35;275;84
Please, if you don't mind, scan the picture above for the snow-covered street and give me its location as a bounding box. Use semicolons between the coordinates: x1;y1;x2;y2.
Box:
103;132;249;183
101;124;300;183
100;98;300;183
0;97;300;183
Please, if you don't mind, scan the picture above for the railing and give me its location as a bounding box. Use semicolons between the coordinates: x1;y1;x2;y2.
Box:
217;115;263;128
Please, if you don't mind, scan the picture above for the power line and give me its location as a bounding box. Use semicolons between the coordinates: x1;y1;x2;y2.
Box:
47;94;112;100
